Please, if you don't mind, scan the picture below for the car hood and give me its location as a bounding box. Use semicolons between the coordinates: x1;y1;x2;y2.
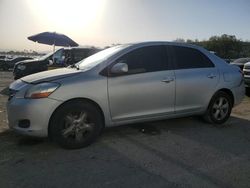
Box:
21;68;81;84
244;62;250;69
16;58;43;65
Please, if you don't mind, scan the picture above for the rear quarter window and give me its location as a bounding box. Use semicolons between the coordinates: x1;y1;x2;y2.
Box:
172;46;214;69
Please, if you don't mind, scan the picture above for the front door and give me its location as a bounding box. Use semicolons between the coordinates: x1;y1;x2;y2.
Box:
107;45;175;122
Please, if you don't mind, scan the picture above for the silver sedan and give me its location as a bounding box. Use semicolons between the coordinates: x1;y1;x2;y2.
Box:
4;42;245;149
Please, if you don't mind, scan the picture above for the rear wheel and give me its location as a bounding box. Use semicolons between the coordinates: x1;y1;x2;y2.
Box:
49;100;104;149
203;91;233;125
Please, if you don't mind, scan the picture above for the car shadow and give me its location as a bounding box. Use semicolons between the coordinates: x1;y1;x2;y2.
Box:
1;116;249;151
102;115;250;155
0;116;249;188
0;129;53;150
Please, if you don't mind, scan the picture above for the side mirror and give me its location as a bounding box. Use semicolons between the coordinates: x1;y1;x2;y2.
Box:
110;62;128;74
48;60;53;65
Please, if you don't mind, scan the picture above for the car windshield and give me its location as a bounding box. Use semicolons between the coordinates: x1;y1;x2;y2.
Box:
37;50;60;61
76;45;129;70
38;52;53;61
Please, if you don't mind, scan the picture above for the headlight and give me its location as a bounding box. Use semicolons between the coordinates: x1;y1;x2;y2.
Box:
25;82;60;99
17;64;26;70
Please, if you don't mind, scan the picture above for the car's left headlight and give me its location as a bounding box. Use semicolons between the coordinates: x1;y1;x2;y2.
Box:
17;64;26;70
25;82;60;99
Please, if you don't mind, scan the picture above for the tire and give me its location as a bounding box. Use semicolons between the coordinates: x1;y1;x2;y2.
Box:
49;100;104;149
203;91;233;126
246;87;250;97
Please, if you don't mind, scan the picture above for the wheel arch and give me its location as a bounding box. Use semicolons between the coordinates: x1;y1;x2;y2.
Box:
203;88;234;125
206;88;235;111
48;97;105;138
216;88;235;106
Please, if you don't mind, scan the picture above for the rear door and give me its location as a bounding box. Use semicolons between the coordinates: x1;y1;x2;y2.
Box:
171;46;219;113
107;45;175;122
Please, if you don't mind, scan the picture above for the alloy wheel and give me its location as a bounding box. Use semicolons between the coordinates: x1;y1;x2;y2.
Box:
61;112;95;141
211;97;229;121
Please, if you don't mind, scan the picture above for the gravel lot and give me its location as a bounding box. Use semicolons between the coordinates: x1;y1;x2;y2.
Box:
0;71;250;188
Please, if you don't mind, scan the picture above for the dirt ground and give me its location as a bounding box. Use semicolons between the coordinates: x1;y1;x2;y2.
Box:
0;71;249;188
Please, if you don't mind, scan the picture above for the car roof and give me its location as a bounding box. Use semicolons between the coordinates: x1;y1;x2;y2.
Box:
122;41;204;51
232;57;250;64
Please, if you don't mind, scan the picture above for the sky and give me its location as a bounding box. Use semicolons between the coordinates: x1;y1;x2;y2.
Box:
0;0;250;52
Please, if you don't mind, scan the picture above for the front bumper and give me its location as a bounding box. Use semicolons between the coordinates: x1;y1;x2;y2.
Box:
7;97;62;137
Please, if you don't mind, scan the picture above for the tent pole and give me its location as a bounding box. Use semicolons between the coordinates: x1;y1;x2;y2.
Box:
52;43;55;64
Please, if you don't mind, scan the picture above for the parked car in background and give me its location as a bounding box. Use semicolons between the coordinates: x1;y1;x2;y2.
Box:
231;58;250;95
0;56;9;69
4;42;245;149
0;56;33;71
231;57;250;70
13;47;99;79
0;58;6;69
243;62;250;96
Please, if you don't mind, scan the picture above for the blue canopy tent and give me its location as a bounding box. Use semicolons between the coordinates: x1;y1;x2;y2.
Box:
27;32;79;52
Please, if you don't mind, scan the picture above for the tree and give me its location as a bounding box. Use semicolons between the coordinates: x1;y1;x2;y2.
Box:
173;38;185;43
188;34;243;58
205;34;242;58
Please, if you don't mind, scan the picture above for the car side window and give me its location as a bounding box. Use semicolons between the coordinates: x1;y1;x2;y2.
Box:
52;49;63;65
172;46;214;69
73;49;89;62
113;45;169;75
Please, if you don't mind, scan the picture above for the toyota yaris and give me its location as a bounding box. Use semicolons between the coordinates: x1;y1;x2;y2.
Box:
4;42;245;149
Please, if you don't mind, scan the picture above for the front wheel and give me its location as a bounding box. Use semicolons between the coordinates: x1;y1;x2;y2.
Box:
49;100;104;149
203;91;233;125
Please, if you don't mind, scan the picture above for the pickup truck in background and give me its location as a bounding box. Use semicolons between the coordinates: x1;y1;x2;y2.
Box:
13;47;100;79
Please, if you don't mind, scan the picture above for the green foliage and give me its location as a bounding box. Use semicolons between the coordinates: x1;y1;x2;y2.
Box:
185;34;250;59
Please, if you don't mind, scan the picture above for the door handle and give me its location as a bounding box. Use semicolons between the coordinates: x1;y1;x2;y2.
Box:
161;77;174;83
207;74;216;79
